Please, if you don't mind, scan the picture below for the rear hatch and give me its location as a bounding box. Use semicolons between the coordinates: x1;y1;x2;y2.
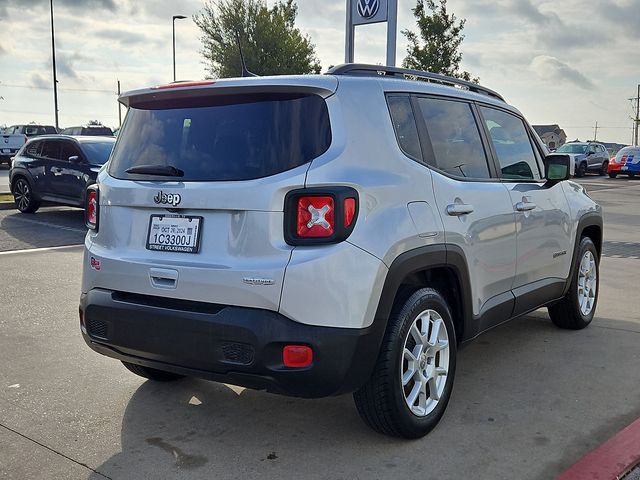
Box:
87;76;337;311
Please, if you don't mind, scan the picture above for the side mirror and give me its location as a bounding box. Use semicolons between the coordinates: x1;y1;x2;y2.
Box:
544;154;571;182
68;155;81;163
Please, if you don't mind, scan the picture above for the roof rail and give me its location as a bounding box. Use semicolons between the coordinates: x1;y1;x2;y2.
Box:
327;63;505;102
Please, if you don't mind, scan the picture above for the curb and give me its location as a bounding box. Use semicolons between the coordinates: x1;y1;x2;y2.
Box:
557;417;640;480
0;201;15;211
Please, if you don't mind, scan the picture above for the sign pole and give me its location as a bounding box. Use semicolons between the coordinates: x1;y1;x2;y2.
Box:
386;0;397;66
345;0;355;63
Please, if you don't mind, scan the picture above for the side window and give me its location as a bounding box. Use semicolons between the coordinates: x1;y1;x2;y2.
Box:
60;141;82;162
25;141;41;157
480;107;542;180
386;95;423;161
40;141;61;160
416;97;491;179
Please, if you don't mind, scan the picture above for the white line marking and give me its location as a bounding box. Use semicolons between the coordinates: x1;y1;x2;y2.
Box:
0;244;83;255
5;215;85;233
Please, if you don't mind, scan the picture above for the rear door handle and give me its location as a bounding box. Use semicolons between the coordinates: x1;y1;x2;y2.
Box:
515;201;536;212
446;204;474;216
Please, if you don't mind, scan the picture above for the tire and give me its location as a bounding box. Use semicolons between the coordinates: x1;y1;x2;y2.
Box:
353;288;457;438
12;177;40;213
600;161;608;176
548;237;599;330
121;361;185;381
575;162;587;177
608;172;617;178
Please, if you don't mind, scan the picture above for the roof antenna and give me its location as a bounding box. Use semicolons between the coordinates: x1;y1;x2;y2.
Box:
234;30;257;77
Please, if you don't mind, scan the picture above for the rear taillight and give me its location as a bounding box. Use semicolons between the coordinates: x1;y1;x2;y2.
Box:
284;187;358;245
85;185;99;230
297;196;335;238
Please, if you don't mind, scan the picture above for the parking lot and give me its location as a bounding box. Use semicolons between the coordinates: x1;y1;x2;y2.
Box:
1;175;639;479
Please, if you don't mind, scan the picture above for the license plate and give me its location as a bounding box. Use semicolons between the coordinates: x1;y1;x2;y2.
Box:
146;215;202;253
1;149;9;154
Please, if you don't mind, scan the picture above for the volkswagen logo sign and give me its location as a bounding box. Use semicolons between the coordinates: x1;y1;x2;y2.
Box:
357;0;379;18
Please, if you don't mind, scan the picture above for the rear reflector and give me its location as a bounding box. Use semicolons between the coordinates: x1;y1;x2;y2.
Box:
344;198;356;227
283;345;313;368
297;196;334;238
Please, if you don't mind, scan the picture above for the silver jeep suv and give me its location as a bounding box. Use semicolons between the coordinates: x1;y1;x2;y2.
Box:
80;64;603;438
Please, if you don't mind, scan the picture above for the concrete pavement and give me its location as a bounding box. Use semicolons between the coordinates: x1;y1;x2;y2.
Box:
0;177;639;479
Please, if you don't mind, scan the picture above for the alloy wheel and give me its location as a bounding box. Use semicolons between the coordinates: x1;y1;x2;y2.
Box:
577;251;597;316
14;179;31;212
401;309;450;417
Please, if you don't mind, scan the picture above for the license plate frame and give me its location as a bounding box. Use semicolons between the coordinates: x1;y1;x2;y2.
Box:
146;214;203;254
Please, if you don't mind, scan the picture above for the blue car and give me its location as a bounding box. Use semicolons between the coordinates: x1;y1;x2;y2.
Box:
9;135;115;213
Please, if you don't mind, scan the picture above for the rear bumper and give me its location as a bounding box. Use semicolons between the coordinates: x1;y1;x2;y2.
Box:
80;288;385;398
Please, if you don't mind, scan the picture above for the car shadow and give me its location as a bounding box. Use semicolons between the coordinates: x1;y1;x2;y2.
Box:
86;313;640;480
0;207;86;251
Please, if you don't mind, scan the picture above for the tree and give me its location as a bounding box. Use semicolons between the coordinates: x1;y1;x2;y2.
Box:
194;0;321;78
402;0;477;82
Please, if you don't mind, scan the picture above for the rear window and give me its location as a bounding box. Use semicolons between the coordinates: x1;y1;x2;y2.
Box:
81;127;113;136
108;93;331;182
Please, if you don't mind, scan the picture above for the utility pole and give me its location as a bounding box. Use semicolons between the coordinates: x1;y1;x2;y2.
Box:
593;121;598;141
635;84;639;146
117;80;122;128
50;0;59;130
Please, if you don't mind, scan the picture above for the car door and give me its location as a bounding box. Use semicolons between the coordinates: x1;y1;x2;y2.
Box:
21;140;49;193
477;105;572;315
413;96;517;327
59;140;88;201
39;139;70;197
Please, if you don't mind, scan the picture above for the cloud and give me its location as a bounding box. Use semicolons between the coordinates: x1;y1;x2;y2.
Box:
30;72;50;89
0;42;6;55
95;28;148;45
0;0;117;20
530;55;595;90
597;1;640;39
46;51;88;79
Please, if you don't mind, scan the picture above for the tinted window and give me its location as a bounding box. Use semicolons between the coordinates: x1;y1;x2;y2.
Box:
417;97;490;179
81;141;114;165
40;141;61;160
387;96;422;161
480;107;541;180
81;127;113;136
60;141;82;162
25;141;41;157
109;93;331;182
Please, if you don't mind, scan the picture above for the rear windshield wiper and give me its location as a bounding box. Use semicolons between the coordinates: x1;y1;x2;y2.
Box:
125;165;184;177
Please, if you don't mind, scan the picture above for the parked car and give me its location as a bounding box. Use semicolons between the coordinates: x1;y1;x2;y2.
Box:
61;125;114;136
9;135;115;213
0;131;27;166
555;141;610;177
608;146;639;178
79;65;602;439
6;124;58;137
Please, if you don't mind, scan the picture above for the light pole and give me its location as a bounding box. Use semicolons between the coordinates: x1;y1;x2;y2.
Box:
172;15;187;82
50;0;59;130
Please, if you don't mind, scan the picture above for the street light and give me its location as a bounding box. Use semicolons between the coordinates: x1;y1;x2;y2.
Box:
172;15;187;82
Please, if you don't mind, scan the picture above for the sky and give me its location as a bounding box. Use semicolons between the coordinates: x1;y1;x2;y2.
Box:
0;0;638;144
